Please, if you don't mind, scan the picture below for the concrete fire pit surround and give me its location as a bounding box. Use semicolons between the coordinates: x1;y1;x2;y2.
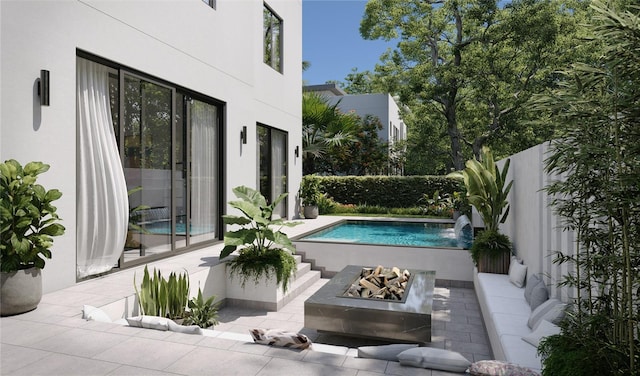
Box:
304;265;435;345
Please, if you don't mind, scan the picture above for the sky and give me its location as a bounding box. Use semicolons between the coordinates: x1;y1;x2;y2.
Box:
302;0;397;86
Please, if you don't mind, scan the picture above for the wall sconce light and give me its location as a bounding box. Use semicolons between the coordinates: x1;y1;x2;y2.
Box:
295;145;299;158
240;126;247;144
38;70;50;106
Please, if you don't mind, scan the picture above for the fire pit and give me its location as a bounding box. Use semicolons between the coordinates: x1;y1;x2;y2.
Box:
305;265;435;344
344;265;411;301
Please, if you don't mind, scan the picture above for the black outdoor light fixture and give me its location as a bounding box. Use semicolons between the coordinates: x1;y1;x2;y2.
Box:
38;70;50;106
240;126;247;144
295;145;299;158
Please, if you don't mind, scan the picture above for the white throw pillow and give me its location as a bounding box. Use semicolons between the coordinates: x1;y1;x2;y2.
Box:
522;320;560;348
126;315;170;331
524;274;542;304
358;344;418;361
82;305;112;323
508;260;528;288
529;282;549;311
397;347;471;372
528;298;560;329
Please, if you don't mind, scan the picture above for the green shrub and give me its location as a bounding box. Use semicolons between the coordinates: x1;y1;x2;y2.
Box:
314;175;462;208
134;265;190;320
183;286;220;329
317;193;338;215
469;229;512;266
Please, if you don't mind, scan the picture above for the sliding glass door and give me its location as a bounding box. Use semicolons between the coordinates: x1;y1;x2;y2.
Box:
258;124;288;219
76;54;223;274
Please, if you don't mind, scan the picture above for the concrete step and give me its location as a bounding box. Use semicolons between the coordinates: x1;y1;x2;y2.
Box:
281;265;321;308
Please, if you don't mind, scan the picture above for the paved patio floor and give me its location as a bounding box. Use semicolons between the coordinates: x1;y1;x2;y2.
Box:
1;217;492;375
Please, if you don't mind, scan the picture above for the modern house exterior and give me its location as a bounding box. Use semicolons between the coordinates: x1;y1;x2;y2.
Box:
304;83;406;174
0;0;303;294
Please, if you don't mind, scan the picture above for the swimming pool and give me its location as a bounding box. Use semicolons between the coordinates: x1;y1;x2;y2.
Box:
298;220;458;248
293;218;475;282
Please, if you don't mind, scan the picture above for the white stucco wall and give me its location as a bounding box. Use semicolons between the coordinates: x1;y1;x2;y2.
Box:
327;93;404;144
498;143;576;301
0;0;302;293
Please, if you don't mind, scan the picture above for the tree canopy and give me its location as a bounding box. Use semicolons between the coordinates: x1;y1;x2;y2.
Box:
360;0;591;173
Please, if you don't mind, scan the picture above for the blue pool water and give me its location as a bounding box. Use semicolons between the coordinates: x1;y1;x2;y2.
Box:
300;220;458;248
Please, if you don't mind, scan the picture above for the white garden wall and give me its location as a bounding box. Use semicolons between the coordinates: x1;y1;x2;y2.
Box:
499;143;575;301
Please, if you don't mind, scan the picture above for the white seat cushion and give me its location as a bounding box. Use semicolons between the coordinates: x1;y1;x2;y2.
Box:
501;334;542;371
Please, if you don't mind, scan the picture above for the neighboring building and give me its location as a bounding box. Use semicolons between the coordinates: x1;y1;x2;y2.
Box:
0;0;302;293
304;84;406;175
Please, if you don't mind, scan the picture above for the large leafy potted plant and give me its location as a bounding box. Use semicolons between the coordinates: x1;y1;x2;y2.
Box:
220;186;301;293
0;160;65;316
449;147;513;273
299;175;321;219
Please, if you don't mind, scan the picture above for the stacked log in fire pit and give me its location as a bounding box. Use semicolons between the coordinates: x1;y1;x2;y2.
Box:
344;265;411;301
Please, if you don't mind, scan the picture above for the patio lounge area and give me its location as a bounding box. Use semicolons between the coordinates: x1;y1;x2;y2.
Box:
0;217;491;375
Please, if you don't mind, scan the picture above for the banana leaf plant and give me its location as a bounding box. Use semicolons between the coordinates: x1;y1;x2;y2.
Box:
220;186;301;292
448;146;513;233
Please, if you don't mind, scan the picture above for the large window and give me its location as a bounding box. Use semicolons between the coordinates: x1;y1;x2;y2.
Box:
258;124;288;218
77;54;223;271
263;3;282;72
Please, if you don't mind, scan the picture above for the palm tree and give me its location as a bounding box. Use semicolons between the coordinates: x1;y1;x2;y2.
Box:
302;92;359;175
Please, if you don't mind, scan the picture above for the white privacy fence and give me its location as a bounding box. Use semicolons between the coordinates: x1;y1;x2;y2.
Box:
498;142;576;302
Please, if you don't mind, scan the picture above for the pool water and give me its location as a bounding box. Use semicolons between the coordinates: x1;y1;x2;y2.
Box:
300;220;458;248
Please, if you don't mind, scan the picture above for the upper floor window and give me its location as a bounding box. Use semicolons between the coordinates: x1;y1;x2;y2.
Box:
263;4;282;72
202;0;216;9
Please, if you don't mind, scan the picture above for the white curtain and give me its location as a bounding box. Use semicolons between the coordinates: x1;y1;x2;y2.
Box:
271;130;286;218
76;58;128;278
191;100;217;236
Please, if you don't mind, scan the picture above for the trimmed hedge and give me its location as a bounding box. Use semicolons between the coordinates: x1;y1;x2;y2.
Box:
314;175;463;208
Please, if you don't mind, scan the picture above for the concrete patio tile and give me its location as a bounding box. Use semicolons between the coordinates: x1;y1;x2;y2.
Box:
443;322;486;335
302;349;347;366
469;332;488;345
134;327;175;340
264;345;308;361
384;361;434;375
343;356;390;372
163;331;208;345
432;329;470;342
94;336;196;370
445;340;491;356
0;344;50;374
356;371;387;375
258;318;306;332
0;319;70;346
217;330;253;342
229;341;271;355
10;353;120;375
30;327;130;358
107;365;182;375
164;346;270;376
198;335;241;350
257;357;358;376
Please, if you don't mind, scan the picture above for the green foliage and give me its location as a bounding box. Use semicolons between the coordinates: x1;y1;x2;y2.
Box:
448;146;512;232
299;175;321;206
0;160;65;272
469;229;512;266
315;175;463;209
183;286;219;329
221;186;301;292
536;2;640;373
317;193;338;215
538;310;634;376
134;265;190;320
360;0;588;172
302;92;359;175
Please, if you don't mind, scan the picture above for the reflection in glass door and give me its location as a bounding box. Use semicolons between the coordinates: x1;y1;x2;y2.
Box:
122;74;173;260
258;124;288;219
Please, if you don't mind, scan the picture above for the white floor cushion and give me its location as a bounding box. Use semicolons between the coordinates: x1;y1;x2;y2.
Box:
397;347;471;372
